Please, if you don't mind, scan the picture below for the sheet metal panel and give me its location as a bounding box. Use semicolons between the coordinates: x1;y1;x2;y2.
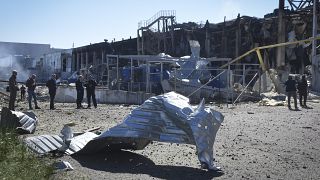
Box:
78;92;224;170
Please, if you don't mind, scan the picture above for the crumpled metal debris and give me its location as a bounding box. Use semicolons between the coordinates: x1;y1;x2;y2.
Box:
78;92;224;170
60;124;74;142
24;92;224;170
0;107;38;134
25;132;98;155
65;132;98;155
25;135;67;154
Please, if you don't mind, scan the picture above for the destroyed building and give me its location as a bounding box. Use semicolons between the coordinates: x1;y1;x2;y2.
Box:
64;1;319;101
1;0;319;100
37;49;73;82
0;41;71;82
136;8;318;74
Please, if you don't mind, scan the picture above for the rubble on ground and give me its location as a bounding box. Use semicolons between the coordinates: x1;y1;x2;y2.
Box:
258;91;286;106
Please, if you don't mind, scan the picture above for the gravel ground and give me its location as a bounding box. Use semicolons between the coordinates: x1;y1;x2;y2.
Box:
1;96;320;180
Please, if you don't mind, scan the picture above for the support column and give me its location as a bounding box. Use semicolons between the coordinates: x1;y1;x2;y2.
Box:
146;62;150;92
93;51;97;67
163;18;166;53
77;52;80;71
235;14;241;58
222;16;227;57
71;54;74;71
158;21;161;53
170;18;175;54
116;55;119;90
137;30;140;55
141;30;144;55
276;0;286;68
101;50;105;64
160;62;163;82
312;0;319;91
81;52;84;69
86;52;89;68
107;56;110;88
130;57;133;92
205;26;211;57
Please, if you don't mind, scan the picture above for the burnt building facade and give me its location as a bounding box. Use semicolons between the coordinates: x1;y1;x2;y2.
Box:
71;2;319;80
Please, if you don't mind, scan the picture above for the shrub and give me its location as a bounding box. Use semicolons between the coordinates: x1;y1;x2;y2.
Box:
0;129;54;179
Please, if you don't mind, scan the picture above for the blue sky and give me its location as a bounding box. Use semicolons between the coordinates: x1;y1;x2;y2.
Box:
0;0;279;49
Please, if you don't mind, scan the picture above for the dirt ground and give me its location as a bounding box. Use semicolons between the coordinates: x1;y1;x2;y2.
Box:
1;95;320;180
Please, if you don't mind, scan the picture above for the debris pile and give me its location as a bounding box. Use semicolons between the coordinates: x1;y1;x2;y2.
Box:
253;69;288;106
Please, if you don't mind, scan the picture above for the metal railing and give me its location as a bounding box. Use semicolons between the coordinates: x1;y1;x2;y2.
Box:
138;10;176;28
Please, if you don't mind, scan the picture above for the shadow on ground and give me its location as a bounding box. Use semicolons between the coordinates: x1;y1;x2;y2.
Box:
72;150;224;180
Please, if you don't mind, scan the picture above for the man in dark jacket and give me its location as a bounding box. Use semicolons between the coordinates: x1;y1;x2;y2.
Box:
46;74;57;110
84;77;98;108
26;74;40;110
297;75;308;107
284;75;298;110
75;75;84;109
8;70;19;110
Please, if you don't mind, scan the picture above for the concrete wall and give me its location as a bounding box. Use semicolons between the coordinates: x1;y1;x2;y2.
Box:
55;86;154;105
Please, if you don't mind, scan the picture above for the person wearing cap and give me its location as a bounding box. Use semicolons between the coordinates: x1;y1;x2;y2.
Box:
26;74;41;110
8;70;19;110
75;75;84;109
46;74;57;110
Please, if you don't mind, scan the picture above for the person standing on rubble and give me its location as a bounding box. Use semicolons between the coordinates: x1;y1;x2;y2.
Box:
26;74;41;110
297;75;308;107
284;75;298;110
84;76;98;108
8;70;19;111
20;85;26;100
76;75;84;109
46;74;57;110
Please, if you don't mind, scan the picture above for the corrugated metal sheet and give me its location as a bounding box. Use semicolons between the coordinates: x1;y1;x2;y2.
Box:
25;132;98;155
25;135;66;154
0;107;38;134
77;92;224;170
24;92;224;170
65;132;98;155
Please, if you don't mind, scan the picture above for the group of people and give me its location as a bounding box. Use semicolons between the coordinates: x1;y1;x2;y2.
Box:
284;74;308;110
8;70;98;111
9;71;55;111
75;75;98;109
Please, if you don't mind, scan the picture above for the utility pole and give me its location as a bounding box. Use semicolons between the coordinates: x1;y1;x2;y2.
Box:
312;0;319;91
